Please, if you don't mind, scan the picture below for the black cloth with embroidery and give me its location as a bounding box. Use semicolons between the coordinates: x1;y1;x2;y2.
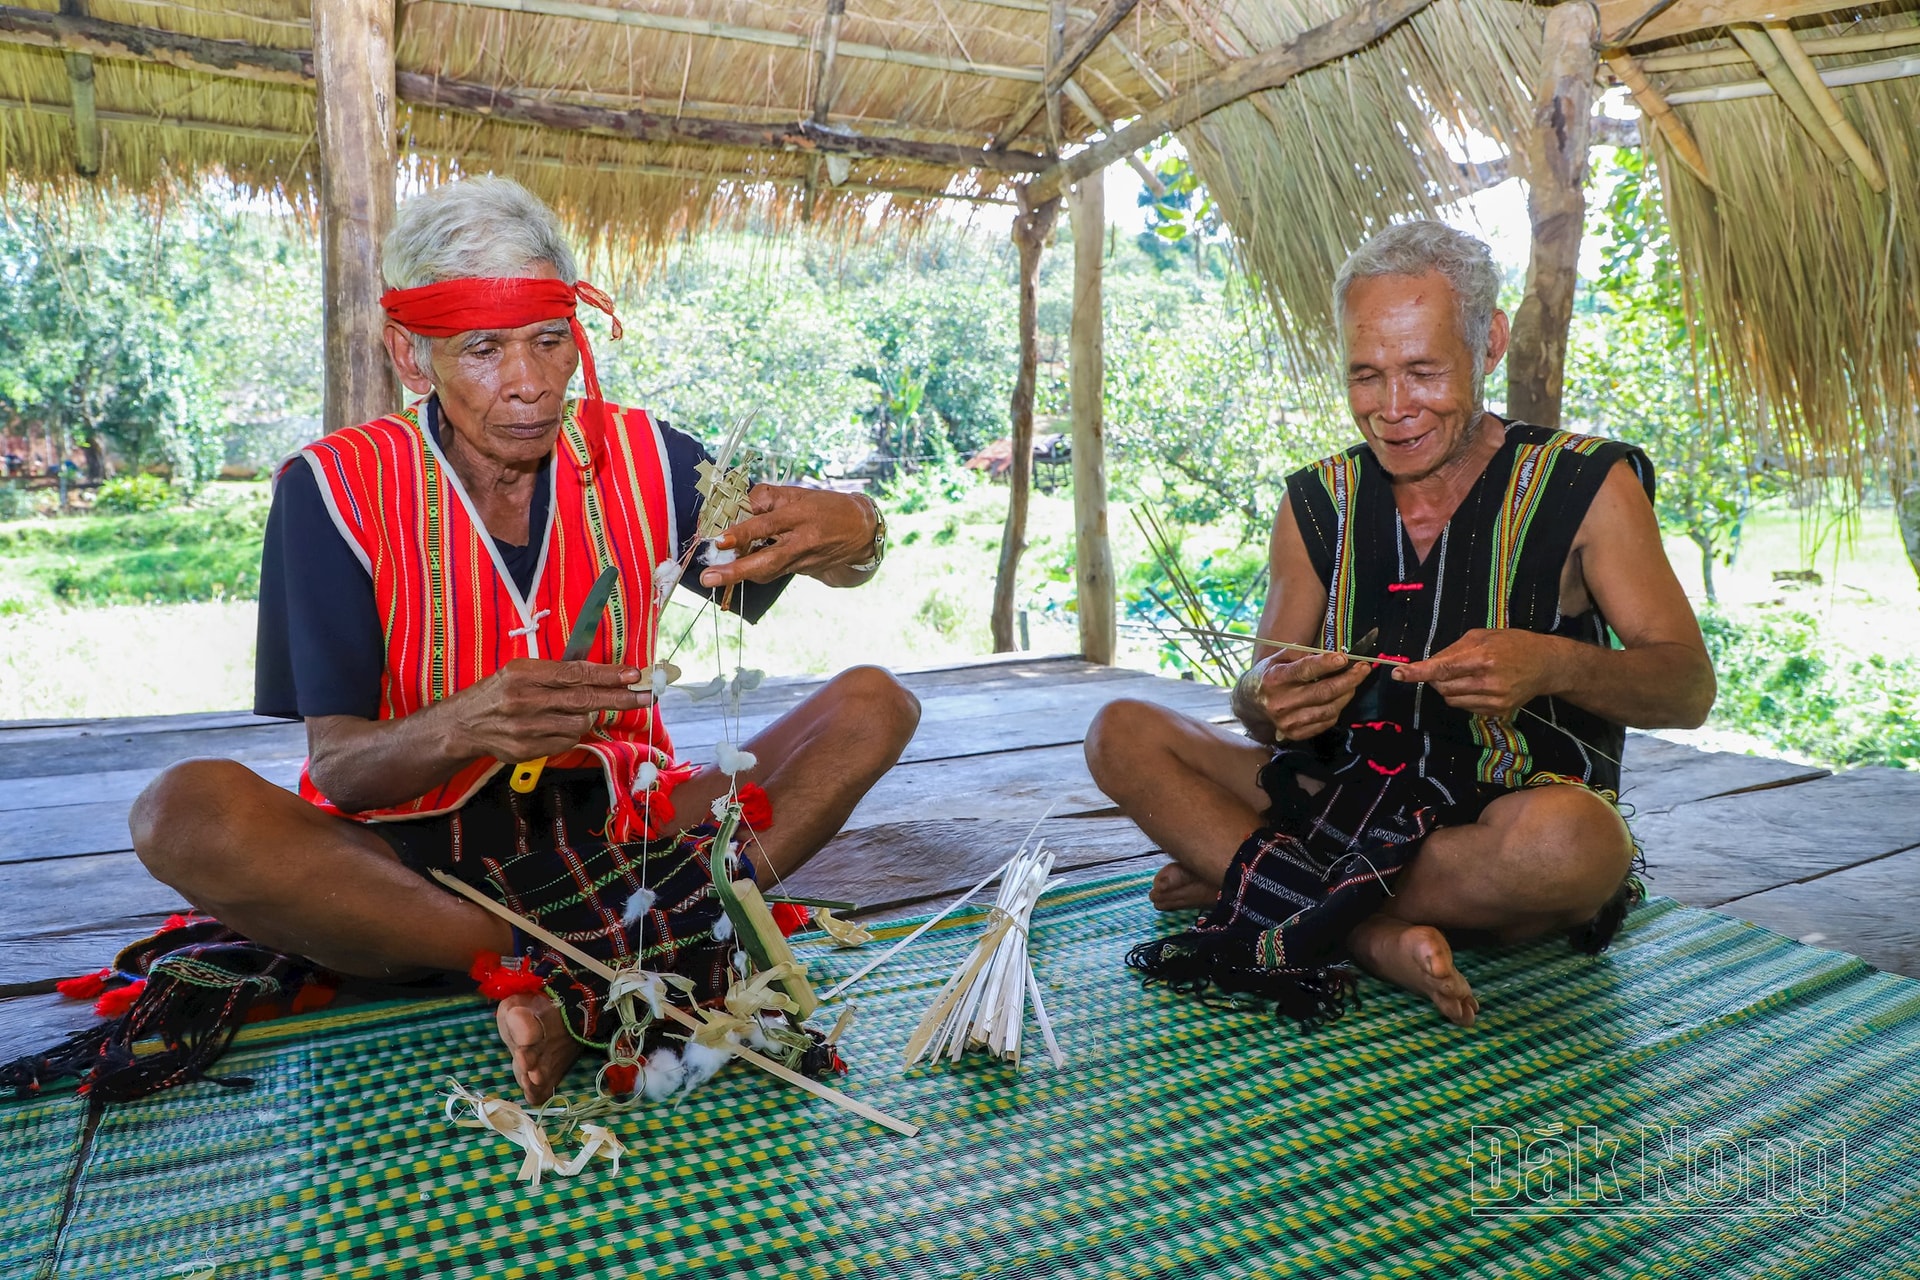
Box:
1131;423;1651;1021
374;766;734;1046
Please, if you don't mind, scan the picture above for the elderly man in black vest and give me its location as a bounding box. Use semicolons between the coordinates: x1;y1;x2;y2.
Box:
1088;221;1715;1027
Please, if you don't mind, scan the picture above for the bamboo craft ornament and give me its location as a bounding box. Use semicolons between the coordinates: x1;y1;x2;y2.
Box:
429;869;920;1137
903;843;1066;1070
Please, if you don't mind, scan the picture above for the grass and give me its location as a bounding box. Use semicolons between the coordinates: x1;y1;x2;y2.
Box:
2;477;1917;765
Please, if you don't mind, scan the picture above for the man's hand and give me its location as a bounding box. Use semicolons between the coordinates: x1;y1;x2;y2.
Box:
1391;629;1564;718
1246;651;1372;742
446;658;651;762
699;485;877;588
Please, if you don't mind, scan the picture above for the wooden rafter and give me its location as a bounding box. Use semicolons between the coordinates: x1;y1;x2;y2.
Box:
1763;21;1887;192
428;0;1043;83
0;4;1051;176
1728;23;1854;171
1599;0;1874;48
811;0;845;125
1061;77;1165;195
1025;0;1437;203
57;0;98;178
1043;0;1067;153
991;0;1140;146
1604;51;1713;187
1637;22;1920;73
1664;51;1920;103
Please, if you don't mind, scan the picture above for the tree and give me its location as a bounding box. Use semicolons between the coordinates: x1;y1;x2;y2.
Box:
0;196;237;491
1566;149;1774;602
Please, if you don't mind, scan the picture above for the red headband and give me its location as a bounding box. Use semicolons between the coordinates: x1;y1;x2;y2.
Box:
380;276;624;415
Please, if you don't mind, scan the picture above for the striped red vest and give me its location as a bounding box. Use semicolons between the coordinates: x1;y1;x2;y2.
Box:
290;399;679;825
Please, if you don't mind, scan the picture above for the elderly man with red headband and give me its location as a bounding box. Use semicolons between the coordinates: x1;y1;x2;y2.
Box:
56;178;917;1106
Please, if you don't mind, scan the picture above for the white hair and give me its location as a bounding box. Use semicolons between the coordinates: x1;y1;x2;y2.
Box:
1332;220;1501;372
382;176;579;366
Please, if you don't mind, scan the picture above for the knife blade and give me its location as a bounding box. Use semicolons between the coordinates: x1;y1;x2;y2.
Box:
509;565;621;793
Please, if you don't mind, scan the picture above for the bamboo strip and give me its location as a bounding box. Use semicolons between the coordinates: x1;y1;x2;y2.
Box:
1727;24;1851;170
429;869;920;1138
1604;51;1715;187
1638;24;1920;73
1663;51;1920;103
1764;22;1887;192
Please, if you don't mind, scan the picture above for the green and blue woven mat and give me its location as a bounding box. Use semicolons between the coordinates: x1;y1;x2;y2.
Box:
5;873;1920;1279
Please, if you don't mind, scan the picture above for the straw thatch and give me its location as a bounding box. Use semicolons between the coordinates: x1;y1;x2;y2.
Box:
1162;0;1539;376
0;0;1203;258
1631;5;1920;490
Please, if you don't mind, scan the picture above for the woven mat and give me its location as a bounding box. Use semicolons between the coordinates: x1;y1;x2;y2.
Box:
5;873;1920;1279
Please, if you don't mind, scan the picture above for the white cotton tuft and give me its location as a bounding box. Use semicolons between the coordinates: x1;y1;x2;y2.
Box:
713;913;734;942
731;950;749;975
714;743;758;776
652;559;680;602
680;1041;730;1091
710;795;731;823
700;542;736;568
642;1047;685;1100
630;761;661;795
651;667;671;698
686;675;728;703
620;886;656;929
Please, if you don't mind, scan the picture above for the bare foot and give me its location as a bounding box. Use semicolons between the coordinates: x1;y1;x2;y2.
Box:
496;993;583;1105
1346;915;1479;1027
1149;860;1219;912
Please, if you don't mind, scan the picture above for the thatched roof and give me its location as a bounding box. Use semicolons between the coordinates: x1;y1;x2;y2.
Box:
0;0;1212;253
1;0;1916;478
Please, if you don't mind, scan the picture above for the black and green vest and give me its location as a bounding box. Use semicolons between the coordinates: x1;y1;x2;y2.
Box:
1284;421;1654;800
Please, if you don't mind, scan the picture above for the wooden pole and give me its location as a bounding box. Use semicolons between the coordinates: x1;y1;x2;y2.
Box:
991;195;1061;653
58;2;97;178
1506;0;1598;430
313;0;396;434
1068;174;1113;665
992;0;1141;146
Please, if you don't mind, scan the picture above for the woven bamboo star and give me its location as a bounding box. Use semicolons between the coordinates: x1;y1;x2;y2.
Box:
694;457;754;540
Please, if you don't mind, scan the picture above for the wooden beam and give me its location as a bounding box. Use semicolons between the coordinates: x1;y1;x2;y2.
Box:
428;0;1043;83
1507;0;1598;430
811;0;845;125
992;0;1140;146
63;51;98;177
314;0;396;434
1637;23;1920;72
1062;77;1165;195
1727;24;1852;171
1599;0;1872;48
1604;52;1713;186
1664;51;1920;102
1043;0;1068;152
1067;175;1113;666
0;5;1051;175
991;195;1061;654
0;94;307;143
1764;21;1887;191
1025;0;1437;204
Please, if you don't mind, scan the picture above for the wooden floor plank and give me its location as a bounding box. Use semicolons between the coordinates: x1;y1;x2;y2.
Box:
1618;733;1830;814
1713;845;1920;979
1631;767;1920;907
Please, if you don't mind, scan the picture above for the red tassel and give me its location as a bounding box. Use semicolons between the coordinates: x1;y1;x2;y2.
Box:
469;952;501;983
604;1061;639;1095
289;981;338;1015
93;978;146;1019
737;783;774;831
55;968;113;1000
477;962;548;1000
160;913;194;933
769;901;811;937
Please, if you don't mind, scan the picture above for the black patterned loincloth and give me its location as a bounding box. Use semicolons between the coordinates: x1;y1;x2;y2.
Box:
373;766;734;1046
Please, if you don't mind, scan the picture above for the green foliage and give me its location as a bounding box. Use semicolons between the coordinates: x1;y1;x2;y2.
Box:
4;498;268;604
92;474;180;515
879;461;979;515
1567;151;1778;601
0;484;30;520
1134;147;1227;277
1700;605;1920;770
914;585;969;638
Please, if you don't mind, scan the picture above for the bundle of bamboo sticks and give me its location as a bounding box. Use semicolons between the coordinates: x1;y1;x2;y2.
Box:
903;843;1065;1070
